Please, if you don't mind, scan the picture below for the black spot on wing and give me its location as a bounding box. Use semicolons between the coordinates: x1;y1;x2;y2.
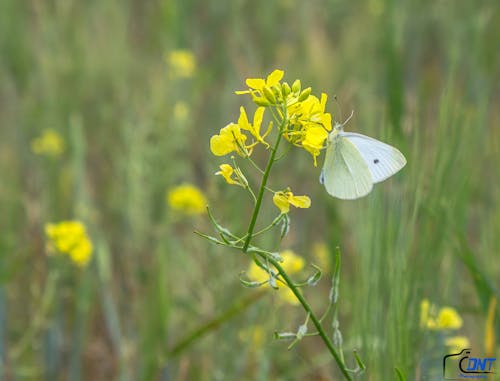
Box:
374;159;379;164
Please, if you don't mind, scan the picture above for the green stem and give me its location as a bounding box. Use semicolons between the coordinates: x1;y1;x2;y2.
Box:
268;257;353;381
242;128;283;252
166;291;264;358
10;270;59;360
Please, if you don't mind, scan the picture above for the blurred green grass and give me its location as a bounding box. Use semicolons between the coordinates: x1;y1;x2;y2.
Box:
0;0;498;380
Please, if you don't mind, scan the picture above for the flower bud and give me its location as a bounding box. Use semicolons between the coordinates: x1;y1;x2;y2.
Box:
252;95;271;107
292;79;301;94
298;87;312;102
281;82;291;97
263;86;276;104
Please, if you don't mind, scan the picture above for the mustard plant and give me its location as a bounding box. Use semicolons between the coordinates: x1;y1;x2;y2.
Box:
198;69;364;380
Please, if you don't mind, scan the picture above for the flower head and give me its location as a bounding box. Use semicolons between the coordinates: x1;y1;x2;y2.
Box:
237;106;271;147
167;184;207;215
166;49;196;78
45;221;93;267
285;93;333;166
210;123;248;157
445;336;470;353
215;164;248;187
31;129;64;157
247;250;305;305
273;190;311;214
420;299;463;330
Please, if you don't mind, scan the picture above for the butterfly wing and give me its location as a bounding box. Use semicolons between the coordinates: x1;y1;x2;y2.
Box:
340;132;406;183
321;134;373;200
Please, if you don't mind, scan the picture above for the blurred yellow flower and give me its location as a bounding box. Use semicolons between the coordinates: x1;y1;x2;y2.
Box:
210;123;248;156
445;336;470;352
247;250;305;305
485;297;496;356
166;49;196;78
437;307;463;329
313;242;330;271
173;101;189;122
31;129;64;157
420;299;463;330
167;184;207;215
239;325;265;352
273;190;311;214
45;221;93;267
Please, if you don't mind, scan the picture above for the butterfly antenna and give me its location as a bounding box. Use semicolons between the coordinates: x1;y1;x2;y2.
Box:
342;110;354;126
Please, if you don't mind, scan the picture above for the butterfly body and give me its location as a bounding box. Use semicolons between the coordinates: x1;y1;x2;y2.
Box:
320;124;406;200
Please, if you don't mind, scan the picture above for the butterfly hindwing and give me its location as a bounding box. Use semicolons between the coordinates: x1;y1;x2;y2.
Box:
340;132;407;183
321;134;373;200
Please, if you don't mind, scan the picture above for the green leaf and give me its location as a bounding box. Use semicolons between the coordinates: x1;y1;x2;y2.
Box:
457;237;499;311
394;367;406;381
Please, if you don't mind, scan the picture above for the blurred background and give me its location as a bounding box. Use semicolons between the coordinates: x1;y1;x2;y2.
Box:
0;0;498;380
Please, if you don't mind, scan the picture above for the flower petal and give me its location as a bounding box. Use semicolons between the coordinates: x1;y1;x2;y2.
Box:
267;69;284;87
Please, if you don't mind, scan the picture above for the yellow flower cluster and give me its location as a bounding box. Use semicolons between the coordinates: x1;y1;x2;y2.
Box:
167;184;207;215
210;69;333;166
166;49;196;78
31;129;64;157
420;299;463;330
247;250;305;305
45;221;93;267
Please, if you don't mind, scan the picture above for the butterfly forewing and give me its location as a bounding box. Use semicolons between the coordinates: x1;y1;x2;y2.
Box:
340;132;406;183
322;135;373;200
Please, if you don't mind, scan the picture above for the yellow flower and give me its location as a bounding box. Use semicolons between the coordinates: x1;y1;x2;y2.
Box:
445;336;470;353
420;299;463;330
247;250;305;305
237;69;285;94
237;106;270;147
210;123;248;157
437;307;463;329
239;325;265;352
31;129;64;157
485;297;496;356
173;101;189;122
215;164;239;185
166;49;196;78
167;184;207;215
284;93;333;164
420;299;431;328
273;190;311;214
45;221;93;267
313;242;330;272
301;126;329;166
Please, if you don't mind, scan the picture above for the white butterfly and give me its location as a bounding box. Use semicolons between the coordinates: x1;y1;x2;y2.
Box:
320;116;407;200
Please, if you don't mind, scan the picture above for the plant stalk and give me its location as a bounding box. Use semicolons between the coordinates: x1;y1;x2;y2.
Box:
242;129;283;252
269;257;353;381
